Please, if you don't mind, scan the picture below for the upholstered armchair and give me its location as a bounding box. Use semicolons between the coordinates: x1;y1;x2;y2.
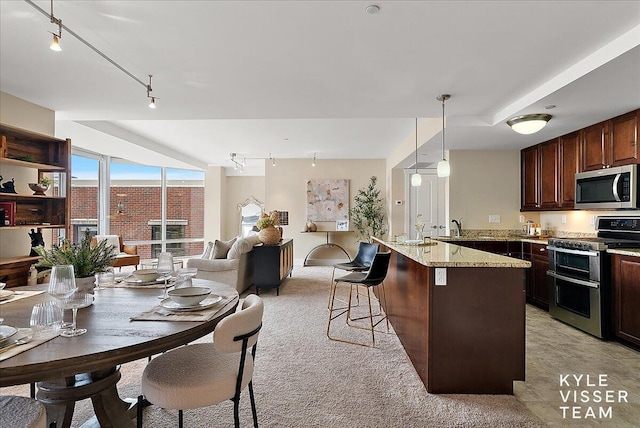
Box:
187;235;260;293
91;235;140;269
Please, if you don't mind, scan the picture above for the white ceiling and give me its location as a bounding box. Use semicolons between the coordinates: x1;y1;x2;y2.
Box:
1;0;639;173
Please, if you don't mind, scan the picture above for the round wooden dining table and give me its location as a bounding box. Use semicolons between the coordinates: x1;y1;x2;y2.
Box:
0;279;239;428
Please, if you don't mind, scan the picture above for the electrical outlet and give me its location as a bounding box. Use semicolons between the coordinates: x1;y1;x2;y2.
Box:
435;268;447;286
561;215;567;224
489;215;501;223
519;215;525;223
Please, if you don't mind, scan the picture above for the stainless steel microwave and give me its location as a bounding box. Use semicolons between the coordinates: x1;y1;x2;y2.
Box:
575;164;638;209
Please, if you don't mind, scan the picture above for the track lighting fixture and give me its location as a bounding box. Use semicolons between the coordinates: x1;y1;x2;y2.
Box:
230;153;244;172
270;154;276;167
25;0;159;108
312;153;317;167
48;0;62;51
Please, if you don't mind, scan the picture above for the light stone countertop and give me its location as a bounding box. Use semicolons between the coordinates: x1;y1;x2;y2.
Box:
435;236;549;245
373;238;532;268
606;248;640;257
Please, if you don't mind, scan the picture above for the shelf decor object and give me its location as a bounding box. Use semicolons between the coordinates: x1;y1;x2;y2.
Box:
28;183;50;196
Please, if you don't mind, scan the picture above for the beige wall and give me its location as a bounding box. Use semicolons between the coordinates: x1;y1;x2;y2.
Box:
0;92;56;259
223;176;266;240
449;150;534;231
265;159;386;264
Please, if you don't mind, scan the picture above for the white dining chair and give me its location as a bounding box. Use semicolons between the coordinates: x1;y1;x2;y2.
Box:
137;294;264;428
0;395;48;428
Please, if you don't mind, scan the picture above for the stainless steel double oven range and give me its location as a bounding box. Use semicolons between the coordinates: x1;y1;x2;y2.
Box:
547;217;640;339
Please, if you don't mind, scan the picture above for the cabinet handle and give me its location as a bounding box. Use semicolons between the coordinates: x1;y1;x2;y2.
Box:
539;248;546;252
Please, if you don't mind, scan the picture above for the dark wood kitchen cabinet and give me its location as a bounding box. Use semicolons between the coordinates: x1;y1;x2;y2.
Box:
523;242;550;310
521;145;539;210
559;131;580;208
612;254;640;347
581;120;610;171
539;139;560;209
610;110;639;167
581;109;639;171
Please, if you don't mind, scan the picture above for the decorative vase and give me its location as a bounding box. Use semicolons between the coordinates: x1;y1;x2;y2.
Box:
306;221;317;232
258;225;281;245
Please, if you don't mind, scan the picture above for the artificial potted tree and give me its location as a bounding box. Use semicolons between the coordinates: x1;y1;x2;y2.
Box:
350;176;388;243
34;229;116;291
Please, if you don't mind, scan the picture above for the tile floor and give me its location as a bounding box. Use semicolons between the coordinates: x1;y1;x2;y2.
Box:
515;305;640;427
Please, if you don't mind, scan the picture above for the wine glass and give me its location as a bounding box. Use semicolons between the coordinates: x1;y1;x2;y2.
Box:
156;252;174;299
48;265;77;329
59;292;89;337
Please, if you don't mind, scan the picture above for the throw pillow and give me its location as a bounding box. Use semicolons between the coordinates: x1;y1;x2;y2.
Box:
201;241;214;259
228;235;261;259
213;237;237;259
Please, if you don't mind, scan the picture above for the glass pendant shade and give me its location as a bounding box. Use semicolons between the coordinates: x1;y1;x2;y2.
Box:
411;172;422;186
437;159;450;178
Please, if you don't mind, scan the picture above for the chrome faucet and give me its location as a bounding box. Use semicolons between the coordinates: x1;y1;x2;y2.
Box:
451;217;463;238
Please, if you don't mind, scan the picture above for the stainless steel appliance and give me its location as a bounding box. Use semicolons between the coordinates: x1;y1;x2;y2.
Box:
575;164;638;209
547;216;640;338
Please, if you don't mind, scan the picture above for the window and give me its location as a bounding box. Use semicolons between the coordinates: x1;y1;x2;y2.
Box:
70;154;99;243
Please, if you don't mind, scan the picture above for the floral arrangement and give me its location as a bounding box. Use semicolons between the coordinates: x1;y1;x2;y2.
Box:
256;211;280;230
35;229;116;278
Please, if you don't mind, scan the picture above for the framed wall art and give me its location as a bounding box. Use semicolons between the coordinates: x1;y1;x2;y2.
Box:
306;179;349;222
336;220;349;231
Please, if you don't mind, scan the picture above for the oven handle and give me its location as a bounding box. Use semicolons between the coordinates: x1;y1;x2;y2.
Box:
547;270;599;288
546;246;599;257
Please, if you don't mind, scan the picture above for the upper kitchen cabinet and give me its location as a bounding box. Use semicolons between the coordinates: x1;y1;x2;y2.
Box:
581;109;639;171
581;120;609;171
610;110;639;167
559;131;580;209
521;145;539;210
538;139;560;209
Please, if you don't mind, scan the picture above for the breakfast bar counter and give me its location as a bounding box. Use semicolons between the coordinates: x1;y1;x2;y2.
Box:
373;238;530;394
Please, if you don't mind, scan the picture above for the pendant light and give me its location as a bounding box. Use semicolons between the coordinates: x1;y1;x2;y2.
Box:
411;118;422;187
436;94;451;178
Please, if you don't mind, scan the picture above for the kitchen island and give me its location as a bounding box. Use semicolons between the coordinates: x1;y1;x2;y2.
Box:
373;238;531;394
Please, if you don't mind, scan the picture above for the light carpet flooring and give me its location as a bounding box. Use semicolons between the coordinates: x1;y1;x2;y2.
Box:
2;265;638;427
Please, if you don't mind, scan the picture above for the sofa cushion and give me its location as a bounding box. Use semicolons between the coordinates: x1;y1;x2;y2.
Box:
95;235;120;257
213;237;237;259
227;235;261;260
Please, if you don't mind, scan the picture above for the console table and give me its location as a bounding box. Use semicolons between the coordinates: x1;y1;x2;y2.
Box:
302;231;352;266
253;239;293;295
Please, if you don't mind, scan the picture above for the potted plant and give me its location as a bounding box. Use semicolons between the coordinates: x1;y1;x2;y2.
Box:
34;229;116;291
256;211;281;245
350;176;388;242
28;176;53;195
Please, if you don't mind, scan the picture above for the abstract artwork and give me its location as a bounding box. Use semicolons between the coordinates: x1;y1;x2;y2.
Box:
306;179;349;221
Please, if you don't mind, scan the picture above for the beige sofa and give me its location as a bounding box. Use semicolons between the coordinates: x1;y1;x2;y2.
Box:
187;235;260;293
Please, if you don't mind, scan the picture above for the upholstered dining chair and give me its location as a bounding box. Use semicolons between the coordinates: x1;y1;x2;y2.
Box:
327;251;391;347
137;294;264;428
0;395;49;428
328;242;379;309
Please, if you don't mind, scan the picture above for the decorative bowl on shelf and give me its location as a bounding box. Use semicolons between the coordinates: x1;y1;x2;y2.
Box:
28;183;50;196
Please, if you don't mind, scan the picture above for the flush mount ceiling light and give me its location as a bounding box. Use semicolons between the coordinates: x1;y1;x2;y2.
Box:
411;118;422;187
365;5;380;14
436;94;451;178
507;114;552;135
25;0;159;108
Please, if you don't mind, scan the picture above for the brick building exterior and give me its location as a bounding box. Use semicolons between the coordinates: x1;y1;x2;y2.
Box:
70;185;204;259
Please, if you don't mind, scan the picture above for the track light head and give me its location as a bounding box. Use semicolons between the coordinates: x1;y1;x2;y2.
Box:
148;97;156;109
50;33;61;51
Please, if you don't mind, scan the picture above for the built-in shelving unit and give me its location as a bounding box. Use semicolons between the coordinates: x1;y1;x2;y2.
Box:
0;124;71;287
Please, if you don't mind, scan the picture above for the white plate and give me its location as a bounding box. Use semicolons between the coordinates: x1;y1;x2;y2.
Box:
123;275;169;286
159;294;222;312
0;289;15;301
0;325;18;343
